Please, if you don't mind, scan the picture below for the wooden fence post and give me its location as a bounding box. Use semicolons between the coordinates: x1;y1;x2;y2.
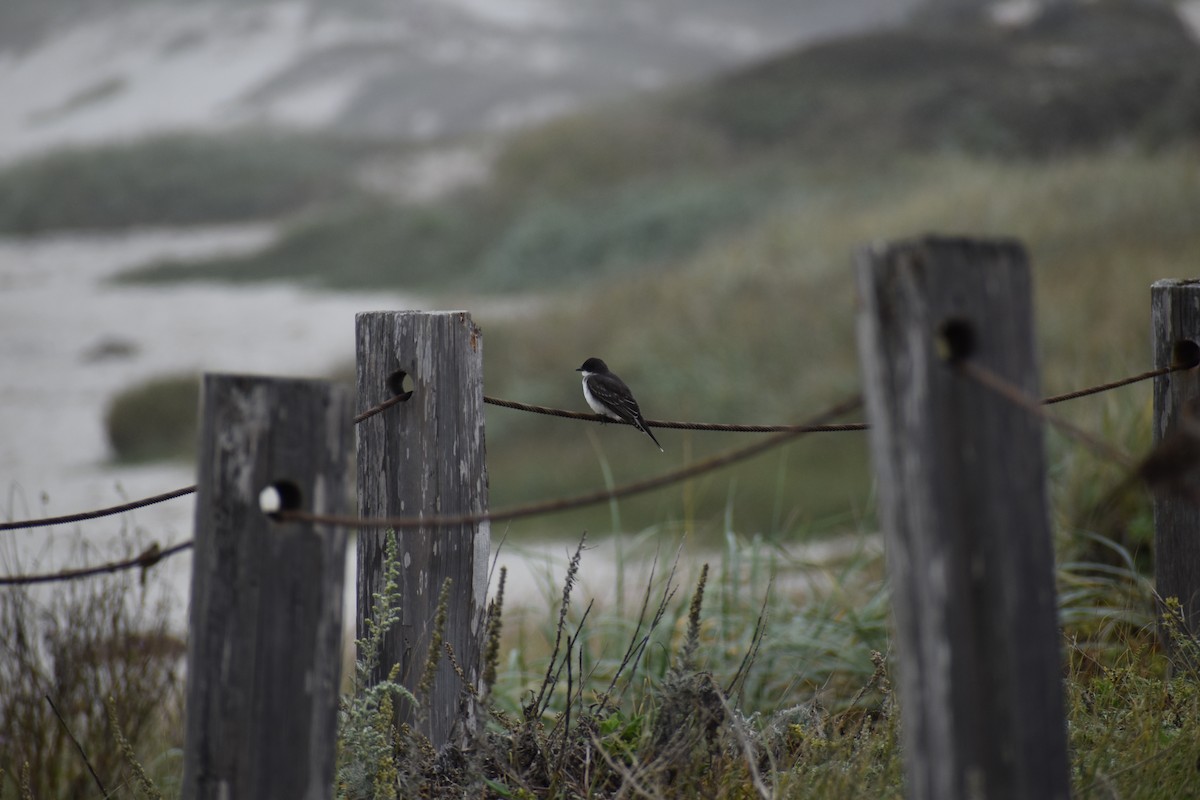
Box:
182;374;353;800
1151;280;1200;643
855;236;1070;800
355;311;490;747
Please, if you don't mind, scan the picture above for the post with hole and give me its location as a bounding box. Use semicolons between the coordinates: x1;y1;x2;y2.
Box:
855;237;1070;799
1150;280;1200;648
355;311;491;747
182;374;354;800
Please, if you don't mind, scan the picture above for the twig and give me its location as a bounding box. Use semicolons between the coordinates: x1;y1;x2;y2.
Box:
45;694;109;799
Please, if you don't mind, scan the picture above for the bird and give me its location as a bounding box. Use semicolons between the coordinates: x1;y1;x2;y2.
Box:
576;357;663;452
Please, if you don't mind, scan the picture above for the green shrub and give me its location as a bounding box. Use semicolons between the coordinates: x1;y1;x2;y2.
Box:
117;168;790;293
0;132;363;233
104;374;199;463
116;197;498;289
477;171;787;290
490;108;730;200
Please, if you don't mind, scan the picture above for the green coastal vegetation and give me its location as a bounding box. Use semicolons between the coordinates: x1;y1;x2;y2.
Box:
7;2;1200;797
0;132;370;234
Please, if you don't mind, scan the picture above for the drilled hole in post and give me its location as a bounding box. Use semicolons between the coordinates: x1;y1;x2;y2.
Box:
1171;340;1200;369
386;370;414;401
259;480;303;520
936;318;977;363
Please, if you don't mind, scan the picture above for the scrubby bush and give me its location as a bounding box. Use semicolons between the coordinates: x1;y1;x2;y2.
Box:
0;132;363;234
104;374;199;463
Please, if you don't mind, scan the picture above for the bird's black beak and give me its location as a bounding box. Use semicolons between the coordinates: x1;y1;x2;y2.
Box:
575;366;583;371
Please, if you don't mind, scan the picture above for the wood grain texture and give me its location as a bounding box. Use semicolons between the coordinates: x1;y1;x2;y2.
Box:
355;311;490;747
183;374;353;800
1151;279;1200;642
856;237;1069;800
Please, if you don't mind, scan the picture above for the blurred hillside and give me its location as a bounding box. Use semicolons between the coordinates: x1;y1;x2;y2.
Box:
0;0;914;164
105;0;1200;286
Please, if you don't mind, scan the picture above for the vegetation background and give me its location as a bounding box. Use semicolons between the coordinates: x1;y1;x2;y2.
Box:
3;0;1200;797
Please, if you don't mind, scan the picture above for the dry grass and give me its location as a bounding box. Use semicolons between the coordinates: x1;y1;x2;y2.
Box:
2;477;1196;798
328;513;1200;799
0;528;185;800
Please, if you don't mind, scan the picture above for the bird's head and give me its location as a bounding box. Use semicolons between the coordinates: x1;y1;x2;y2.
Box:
577;357;608;374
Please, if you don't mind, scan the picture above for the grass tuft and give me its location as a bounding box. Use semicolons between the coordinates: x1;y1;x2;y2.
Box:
675;563;708;677
0;528;184;799
330;527;905;798
416;578;453;712
482;566;507;699
106;696;164;800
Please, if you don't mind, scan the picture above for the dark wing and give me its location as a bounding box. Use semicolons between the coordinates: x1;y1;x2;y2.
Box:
587;372;643;423
590;372;663;451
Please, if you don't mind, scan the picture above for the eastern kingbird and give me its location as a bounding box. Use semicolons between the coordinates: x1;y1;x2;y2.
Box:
576;357;663;452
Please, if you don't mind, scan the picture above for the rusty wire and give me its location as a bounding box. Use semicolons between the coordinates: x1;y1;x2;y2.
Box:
275;396;863;531
0;540;193;586
353;392;409;424
958;361;1137;468
480;396;869;433
0;361;1187;538
0;485;198;532
1042;364;1187;405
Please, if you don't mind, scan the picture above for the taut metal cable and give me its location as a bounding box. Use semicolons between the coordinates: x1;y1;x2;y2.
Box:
353;392;409;424
958;361;1136;468
1;396;863;534
1042;364;1190;405
482;364;1195;430
480;395;868;433
276;395;864;531
0;485;198;532
0;540;193;586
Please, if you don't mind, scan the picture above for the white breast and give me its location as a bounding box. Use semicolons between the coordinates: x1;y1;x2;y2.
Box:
582;376;620;419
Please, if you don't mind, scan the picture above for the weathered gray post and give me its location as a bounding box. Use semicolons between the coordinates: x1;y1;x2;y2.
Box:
856;237;1070;800
183;374;353;800
355;311;490;747
1151;280;1200;643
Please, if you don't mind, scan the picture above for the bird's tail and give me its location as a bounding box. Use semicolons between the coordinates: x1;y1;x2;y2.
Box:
638;421;664;452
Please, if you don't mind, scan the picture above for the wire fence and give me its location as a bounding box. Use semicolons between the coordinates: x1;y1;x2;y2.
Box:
0;485;199;533
280;395;863;530
479;395;870;433
0;360;1190;586
0;541;193;587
